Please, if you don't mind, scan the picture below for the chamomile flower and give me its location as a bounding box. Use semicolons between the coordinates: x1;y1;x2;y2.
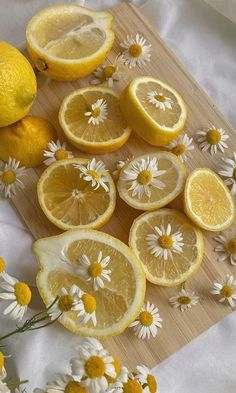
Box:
121;157;166;199
74;158;109;192
76;289;97;326
218;152;236;196
211;274;236;308
147;91;172;111
169;288;199;312
91;56;124;88
197;125;229;155
0;274;32;321
120;33;152;68
0;381;10;393
146;224;184;261
0;352;7;381
214;232;236;266
48;285;81;323
112;157;132;178
0;257;11;281
166;133;194;162
129;301;162;340
106;358;128;385
135;365;158;393
77;252;111;291
0;157;26;199
85;98;108;125
43;140;73;166
46;373;87;393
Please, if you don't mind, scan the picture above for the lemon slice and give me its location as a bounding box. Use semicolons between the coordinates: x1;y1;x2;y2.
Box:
59;87;132;154
120;76;187;146
26;4;115;81
129;208;204;286
184;168;235;231
37;158;116;230
117;152;186;211
33;229;146;337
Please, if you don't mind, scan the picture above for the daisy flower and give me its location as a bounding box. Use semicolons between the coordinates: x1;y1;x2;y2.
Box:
76;289;97;326
85;98;108;125
121;156;166;199
214;232;236;266
48;285;82;323
218;152;236;196
146;224;184;261
0;257;11;282
0;157;26;199
135;365;158;393
211;274;236;308
169;288;199;312
166;133;194;162
129;301;162;340
0;381;10;393
91;55;124;88
43;140;73;166
197;125;229;155
46;373;87;393
74;158;109;192
147;91;172;111
120;33;152;68
70;338;116;393
77;251;111;291
0;274;32;321
112;157;132;178
106;358;128;385
0;352;7;381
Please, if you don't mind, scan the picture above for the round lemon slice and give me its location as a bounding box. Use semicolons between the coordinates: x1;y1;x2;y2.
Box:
26;4;115;81
184;168;235;231
37;158;116;230
117;152;186;211
33;229;146;337
129;208;204;286
120;76;187;146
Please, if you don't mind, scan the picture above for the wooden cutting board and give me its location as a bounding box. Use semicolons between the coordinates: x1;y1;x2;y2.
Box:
13;3;236;369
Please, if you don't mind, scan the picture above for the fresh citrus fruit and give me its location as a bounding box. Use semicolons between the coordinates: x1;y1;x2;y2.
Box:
0;116;57;167
59;86;132;154
129;208;204;286
33;229;146;337
117;152;186;211
184;168;235;231
120;76;187;146
37;158;116;230
26;4;115;81
0;41;36;127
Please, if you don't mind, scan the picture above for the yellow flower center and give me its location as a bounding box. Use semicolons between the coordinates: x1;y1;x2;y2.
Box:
81;293;97;314
158;235;173;249
233;168;236;181
123;380;143;393
88;262;103;278
147;374;157;393
58;294;74;312
65;381;87;393
87;170;101;181
129;44;142;58
139;311;153;326
0;257;6;273
0;352;4;369
102;65;116;79
172;143;186;156
137;170;153;185
227;238;236;254
14;282;32;306
1;170;16;185
220;285;234;298
55;149;69;160
177;296;191;305
92;107;101;118
154;94;166;102
85;356;105;378
106;358;121;383
206;129;221;145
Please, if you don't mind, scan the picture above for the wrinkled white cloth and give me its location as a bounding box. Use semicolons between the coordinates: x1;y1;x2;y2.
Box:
0;0;236;392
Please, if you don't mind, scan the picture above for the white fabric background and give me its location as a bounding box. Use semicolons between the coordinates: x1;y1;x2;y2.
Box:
0;0;236;392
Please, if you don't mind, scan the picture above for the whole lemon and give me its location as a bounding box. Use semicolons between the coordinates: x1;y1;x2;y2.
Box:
0;116;57;167
0;41;37;127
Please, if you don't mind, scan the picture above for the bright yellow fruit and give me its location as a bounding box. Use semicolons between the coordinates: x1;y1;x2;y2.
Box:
120;76;187;146
26;4;115;81
37;158;116;230
0;116;57;167
129;208;204;286
184;168;235;231
0;41;36;127
33;229;146;337
59;86;131;154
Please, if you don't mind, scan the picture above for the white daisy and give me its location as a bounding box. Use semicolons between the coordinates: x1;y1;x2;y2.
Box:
197;125;229;155
0;157;26;199
74;158;109;192
129;301;162;340
135;365;158;393
0;274;32;321
75;289;97;326
214;233;236;266
121;157;166;199
43;140;73;166
46;373;86;393
77;252;111;291
0;381;10;393
85;98;108;125
70;338;116;393
0;351;7;381
147;91;172;111
120;33;152;68
91;55;124;88
169;288;199;312
48;285;81;323
112;157;133;178
146;224;184;261
218;152;236;196
0;257;11;282
166;133;194;162
211;274;236;308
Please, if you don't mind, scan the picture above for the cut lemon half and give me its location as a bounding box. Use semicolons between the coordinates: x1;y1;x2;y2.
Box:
117;152;186;211
184;168;235;231
120;76;187;146
26;4;115;81
129;208;204;286
33;229;146;337
59;87;132;154
37;158;116;230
